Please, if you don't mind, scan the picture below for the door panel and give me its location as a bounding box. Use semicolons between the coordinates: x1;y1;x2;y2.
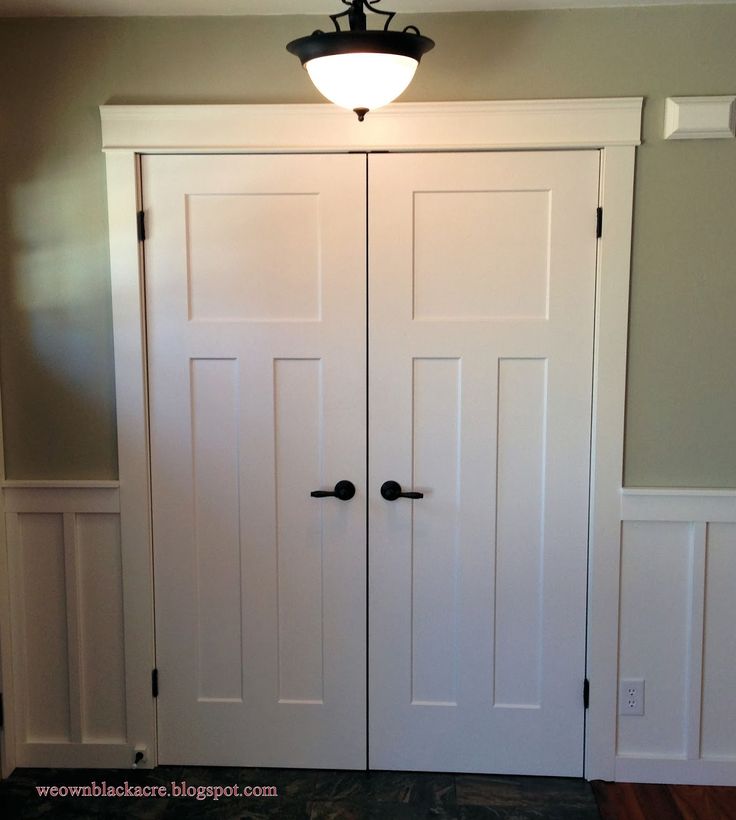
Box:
144;154;367;768
368;151;600;775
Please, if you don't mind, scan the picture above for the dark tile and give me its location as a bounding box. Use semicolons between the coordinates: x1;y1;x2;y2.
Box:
458;808;598;820
455;775;598;816
308;802;368;820
313;771;454;807
1;774;169;820
239;808;309;820
455;776;522;807
379;772;455;807
314;771;372;802
422;775;456;808
457;807;512;819
308;801;432;820
364;772;420;803
244;768;322;801
161;795;307;820
1;768;602;820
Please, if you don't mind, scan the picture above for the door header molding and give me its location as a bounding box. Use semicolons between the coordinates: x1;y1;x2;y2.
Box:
100;98;643;153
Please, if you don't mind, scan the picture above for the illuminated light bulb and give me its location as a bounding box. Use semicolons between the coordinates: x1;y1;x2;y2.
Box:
305;52;418;118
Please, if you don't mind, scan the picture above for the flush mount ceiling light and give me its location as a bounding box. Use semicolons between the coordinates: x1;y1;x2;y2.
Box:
287;0;434;122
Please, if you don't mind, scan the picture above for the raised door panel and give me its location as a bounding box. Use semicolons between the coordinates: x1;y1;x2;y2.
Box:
368;151;599;775
145;154;367;768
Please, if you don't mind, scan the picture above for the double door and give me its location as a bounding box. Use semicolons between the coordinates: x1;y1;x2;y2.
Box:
144;150;599;775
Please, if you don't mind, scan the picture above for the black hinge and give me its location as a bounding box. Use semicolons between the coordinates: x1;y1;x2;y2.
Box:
583;678;590;709
137;210;146;242
152;668;159;699
0;692;4;729
596;207;603;238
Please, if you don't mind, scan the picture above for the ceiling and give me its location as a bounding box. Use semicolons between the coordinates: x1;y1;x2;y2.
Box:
0;0;733;17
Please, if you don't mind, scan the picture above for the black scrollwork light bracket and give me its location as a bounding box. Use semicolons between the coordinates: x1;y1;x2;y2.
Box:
329;0;394;33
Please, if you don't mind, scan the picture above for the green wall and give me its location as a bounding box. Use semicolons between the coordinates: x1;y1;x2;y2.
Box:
0;7;734;485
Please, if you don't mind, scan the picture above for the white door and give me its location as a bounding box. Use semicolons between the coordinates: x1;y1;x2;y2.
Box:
369;151;600;775
144;154;367;768
146;150;599;774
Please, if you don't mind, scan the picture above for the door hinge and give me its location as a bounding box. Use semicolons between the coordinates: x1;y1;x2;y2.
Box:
152;668;159;699
596;207;603;238
0;692;4;729
137;210;146;242
583;678;590;710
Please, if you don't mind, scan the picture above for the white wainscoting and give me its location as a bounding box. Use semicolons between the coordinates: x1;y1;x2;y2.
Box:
1;482;144;768
3;481;735;781
618;489;736;785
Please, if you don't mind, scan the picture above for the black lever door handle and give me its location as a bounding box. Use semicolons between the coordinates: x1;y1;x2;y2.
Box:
380;480;424;501
311;480;356;501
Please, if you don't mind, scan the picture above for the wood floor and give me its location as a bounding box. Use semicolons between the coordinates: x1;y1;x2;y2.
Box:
592;781;736;820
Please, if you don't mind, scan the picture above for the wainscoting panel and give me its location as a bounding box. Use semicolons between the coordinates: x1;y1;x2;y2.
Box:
617;490;736;786
3;483;135;768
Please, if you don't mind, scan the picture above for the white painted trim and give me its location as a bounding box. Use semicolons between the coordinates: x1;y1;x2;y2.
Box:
100;99;643;153
100;99;642;780
615;755;736;787
15;743;138;770
1;480;120;489
584;145;637;782
3;487;119;514
664;96;736;140
105;152;158;769
62;513;83;747
4;488;141;770
617;493;736;786
685;523;706;762
622;488;736;522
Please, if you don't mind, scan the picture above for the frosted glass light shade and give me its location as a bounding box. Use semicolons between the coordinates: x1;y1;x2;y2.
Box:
305;52;418;113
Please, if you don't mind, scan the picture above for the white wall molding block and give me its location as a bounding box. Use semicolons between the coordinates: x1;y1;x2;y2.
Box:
617;488;736;786
664;96;736;140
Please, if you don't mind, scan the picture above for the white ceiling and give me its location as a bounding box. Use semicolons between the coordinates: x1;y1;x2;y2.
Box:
0;0;733;17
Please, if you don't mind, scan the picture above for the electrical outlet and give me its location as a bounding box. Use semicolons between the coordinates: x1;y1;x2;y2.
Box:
619;678;645;716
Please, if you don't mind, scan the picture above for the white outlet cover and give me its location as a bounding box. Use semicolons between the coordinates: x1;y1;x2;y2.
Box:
619;678;645;716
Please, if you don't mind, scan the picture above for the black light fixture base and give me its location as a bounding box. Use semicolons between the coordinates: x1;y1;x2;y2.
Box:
286;29;434;66
354;107;369;122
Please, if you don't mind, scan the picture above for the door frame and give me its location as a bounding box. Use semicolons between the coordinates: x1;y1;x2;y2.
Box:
99;98;643;780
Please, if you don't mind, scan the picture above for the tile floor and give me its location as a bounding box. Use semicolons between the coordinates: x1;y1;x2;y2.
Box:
1;766;602;819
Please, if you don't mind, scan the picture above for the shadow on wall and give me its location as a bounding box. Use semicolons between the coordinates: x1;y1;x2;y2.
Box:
0;24;119;480
0;12;537;482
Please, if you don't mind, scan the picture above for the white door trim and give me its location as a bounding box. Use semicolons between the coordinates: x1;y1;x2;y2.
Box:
100;98;642;153
99;98;642;779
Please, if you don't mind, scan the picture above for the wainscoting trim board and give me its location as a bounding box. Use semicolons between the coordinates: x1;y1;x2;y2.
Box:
617;488;736;786
3;487;120;514
621;488;736;522
1;482;146;770
1;480;120;489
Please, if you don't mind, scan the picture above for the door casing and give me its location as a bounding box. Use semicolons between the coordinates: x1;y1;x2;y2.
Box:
98;98;642;781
